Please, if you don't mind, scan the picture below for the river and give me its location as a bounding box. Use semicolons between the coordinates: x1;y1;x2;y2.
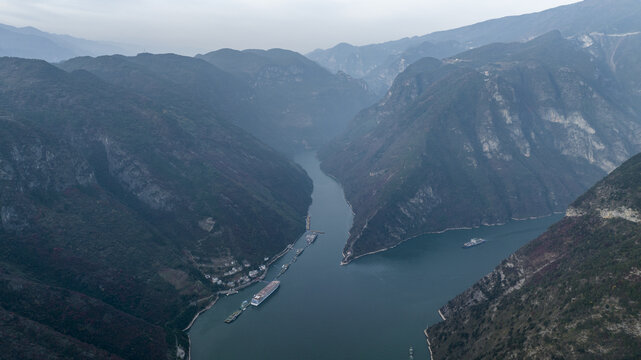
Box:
189;151;562;359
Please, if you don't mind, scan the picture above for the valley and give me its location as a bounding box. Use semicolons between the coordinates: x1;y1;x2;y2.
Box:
188;152;561;360
1;0;641;359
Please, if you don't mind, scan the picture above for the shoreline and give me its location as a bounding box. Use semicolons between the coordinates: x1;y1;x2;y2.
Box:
183;296;218;332
183;231;300;359
341;212;562;265
424;329;434;360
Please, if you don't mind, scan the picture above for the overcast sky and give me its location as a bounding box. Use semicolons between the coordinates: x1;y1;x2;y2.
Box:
0;0;581;55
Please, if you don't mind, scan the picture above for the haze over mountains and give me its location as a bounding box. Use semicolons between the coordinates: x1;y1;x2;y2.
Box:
308;0;641;95
0;23;136;62
196;49;377;153
60;50;376;154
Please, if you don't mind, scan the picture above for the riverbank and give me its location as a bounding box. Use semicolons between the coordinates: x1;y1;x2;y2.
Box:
188;152;561;360
424;329;434;360
183;296;218;332
183;229;304;358
341;212;561;265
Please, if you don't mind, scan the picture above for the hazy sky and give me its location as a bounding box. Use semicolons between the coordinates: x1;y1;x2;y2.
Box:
0;0;581;54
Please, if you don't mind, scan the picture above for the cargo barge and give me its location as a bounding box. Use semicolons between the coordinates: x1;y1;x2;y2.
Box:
224;300;251;324
224;310;242;323
250;280;280;306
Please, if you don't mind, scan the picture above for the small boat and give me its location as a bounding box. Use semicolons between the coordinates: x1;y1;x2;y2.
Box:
296;248;304;256
463;238;486;248
278;264;289;276
306;233;318;245
240;300;249;310
409;346;414;359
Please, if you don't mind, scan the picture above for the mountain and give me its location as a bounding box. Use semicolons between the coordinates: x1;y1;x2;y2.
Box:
0;23;136;62
59;53;256;138
307;0;641;95
320;31;641;264
360;40;467;96
62;50;376;155
0;57;311;359
426;150;641;359
196;49;378;153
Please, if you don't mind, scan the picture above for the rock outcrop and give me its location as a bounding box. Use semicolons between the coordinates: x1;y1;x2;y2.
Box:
321;32;641;263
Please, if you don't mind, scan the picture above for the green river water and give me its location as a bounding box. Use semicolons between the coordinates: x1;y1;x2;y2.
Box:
189;151;562;359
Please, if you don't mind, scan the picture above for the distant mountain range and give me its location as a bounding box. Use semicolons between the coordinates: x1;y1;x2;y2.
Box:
307;0;641;95
428;148;641;359
0;23;137;62
320;30;641;264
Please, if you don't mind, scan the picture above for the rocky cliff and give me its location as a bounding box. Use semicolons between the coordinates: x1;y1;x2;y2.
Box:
320;32;641;263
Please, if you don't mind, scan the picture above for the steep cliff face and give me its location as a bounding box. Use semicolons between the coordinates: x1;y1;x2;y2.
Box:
427;151;641;359
320;32;641;263
0;58;312;359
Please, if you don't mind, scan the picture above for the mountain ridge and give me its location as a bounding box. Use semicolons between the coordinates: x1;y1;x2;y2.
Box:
0;23;137;62
307;0;641;95
320;31;641;264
